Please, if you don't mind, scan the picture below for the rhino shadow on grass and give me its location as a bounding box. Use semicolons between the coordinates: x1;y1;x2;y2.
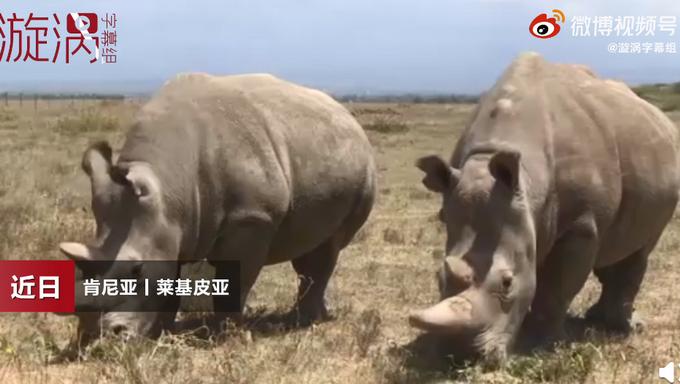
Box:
170;307;337;341
50;309;332;364
395;314;622;381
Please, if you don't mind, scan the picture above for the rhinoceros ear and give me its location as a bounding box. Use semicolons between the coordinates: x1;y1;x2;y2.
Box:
489;150;521;191
119;164;162;206
416;155;460;193
59;242;100;261
82;141;113;177
82;141;116;196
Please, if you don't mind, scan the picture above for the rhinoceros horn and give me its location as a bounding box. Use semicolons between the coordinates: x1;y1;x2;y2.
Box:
408;296;478;334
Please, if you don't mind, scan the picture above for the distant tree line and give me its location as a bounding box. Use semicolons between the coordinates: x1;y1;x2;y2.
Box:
0;92;126;100
334;93;480;103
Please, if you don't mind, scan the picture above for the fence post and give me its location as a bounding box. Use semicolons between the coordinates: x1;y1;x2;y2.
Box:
34;94;38;112
18;93;23;107
3;92;7;107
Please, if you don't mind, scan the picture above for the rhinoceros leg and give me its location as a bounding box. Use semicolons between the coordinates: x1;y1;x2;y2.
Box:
211;215;274;327
522;218;598;346
586;241;654;333
291;237;341;324
290;186;373;325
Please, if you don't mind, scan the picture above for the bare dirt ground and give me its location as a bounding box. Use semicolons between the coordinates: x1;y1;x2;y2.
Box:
0;100;679;383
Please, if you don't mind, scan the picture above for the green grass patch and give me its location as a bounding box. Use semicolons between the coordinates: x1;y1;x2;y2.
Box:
504;343;602;383
633;82;680;112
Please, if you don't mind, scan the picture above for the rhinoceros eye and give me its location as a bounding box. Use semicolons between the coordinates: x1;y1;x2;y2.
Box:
438;208;445;222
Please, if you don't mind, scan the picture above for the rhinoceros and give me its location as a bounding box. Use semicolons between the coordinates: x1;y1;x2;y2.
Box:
58;73;376;343
410;53;679;362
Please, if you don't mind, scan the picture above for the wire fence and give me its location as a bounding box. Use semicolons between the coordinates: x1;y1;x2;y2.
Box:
0;92;131;111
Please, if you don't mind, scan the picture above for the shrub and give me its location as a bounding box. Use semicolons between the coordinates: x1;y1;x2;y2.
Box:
363;117;409;134
53;109;119;135
0;108;18;122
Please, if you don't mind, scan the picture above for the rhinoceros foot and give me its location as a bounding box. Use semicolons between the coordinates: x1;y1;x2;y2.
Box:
584;304;645;334
291;304;333;327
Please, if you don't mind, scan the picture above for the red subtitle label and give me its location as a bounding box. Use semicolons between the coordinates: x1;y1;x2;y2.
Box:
0;260;75;312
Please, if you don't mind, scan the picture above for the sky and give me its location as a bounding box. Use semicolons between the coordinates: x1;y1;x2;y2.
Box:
0;0;679;95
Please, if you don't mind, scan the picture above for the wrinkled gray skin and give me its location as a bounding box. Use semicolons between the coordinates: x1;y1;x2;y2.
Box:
410;53;680;363
58;73;376;348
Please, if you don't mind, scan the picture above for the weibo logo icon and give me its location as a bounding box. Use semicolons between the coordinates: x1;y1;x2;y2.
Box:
529;9;565;39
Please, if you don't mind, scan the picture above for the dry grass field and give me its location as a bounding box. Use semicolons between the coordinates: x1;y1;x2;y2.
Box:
0;98;679;383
